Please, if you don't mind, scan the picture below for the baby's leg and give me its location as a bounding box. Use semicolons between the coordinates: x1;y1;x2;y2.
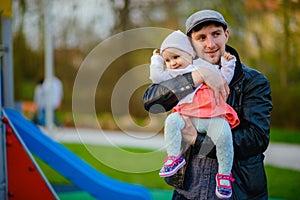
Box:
164;112;186;157
206;117;233;175
160;113;187;177
190;117;233;175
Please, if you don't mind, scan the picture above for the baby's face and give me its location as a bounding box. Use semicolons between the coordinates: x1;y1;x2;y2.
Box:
162;48;192;70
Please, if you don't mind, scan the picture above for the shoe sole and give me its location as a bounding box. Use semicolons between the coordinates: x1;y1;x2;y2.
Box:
159;160;186;177
215;175;232;199
215;188;231;199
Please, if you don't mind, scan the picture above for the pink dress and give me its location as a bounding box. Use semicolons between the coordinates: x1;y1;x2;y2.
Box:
173;84;240;129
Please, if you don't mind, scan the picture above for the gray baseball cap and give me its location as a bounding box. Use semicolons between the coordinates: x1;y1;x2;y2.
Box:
185;10;227;34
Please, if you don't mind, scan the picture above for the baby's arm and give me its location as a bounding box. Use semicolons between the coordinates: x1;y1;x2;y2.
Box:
220;52;236;84
149;49;172;83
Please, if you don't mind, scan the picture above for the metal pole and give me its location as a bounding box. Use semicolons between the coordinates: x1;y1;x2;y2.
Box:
44;0;54;132
0;17;9;200
1;2;14;199
2;17;14;109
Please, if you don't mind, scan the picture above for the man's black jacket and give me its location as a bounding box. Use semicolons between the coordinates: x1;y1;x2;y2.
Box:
143;46;273;199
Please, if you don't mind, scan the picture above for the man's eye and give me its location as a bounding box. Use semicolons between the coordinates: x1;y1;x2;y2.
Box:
213;32;221;37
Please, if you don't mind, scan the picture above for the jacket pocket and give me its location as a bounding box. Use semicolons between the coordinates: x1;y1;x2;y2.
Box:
234;154;267;196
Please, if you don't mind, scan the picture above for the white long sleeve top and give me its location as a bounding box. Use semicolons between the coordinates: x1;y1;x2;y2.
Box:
149;55;236;104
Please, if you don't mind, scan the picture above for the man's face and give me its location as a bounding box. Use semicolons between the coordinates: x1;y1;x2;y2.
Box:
190;24;229;65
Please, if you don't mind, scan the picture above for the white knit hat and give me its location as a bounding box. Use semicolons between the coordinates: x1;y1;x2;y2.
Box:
160;30;195;58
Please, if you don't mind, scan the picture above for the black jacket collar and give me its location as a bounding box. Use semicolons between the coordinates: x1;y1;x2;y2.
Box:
226;45;244;87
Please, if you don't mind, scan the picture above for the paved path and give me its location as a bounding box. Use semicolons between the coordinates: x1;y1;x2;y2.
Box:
264;143;300;171
48;127;300;171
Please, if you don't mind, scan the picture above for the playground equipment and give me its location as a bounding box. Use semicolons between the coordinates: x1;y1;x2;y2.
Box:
3;111;58;199
2;108;152;199
1;1;14;198
0;1;152;199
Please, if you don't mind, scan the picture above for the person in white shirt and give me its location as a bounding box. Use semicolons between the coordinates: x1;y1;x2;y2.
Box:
33;76;63;126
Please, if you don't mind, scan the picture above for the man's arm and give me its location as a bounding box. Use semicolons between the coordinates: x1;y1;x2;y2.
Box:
232;73;272;160
143;66;229;113
143;73;194;113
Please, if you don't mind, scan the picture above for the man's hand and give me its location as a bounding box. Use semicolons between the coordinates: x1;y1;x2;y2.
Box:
191;67;229;105
181;115;197;145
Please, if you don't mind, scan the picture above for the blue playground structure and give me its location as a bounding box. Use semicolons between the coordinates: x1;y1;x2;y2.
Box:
3;108;151;200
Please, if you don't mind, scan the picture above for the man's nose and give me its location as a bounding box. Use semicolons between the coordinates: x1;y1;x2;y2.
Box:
206;36;215;48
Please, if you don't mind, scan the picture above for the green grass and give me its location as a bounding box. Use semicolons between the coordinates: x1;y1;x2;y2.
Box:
34;127;300;199
35;144;172;190
270;127;300;144
266;165;300;200
35;143;300;200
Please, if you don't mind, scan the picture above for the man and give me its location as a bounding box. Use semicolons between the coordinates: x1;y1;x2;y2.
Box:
143;10;272;199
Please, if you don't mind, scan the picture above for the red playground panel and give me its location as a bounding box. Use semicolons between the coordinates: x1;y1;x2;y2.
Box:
3;117;57;199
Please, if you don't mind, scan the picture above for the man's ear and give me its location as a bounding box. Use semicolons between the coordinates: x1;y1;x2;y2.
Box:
224;29;230;42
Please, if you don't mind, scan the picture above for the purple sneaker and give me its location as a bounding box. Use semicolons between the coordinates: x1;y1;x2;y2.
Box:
215;173;235;199
159;155;186;177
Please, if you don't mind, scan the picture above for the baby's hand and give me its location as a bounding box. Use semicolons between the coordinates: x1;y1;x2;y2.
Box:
153;49;160;55
223;52;235;61
221;52;236;70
